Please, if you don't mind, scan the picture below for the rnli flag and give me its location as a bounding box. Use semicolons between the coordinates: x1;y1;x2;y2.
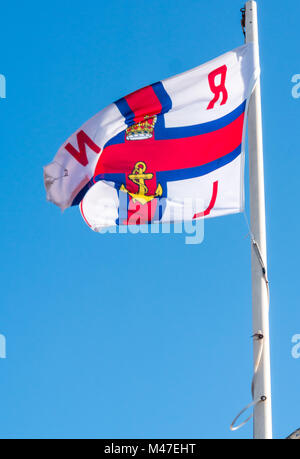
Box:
44;44;258;230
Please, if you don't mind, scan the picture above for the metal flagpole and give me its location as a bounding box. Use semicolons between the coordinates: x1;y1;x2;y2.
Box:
245;1;273;439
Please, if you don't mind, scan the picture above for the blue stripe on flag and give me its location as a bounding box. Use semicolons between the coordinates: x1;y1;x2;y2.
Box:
72;145;241;208
152;81;172;114
157;144;242;193
155;100;246;140
110;100;246;147
114;97;134;126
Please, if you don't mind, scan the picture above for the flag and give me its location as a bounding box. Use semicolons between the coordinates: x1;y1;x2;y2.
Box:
44;44;258;231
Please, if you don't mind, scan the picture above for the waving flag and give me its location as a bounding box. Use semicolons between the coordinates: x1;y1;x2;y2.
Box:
44;44;258;231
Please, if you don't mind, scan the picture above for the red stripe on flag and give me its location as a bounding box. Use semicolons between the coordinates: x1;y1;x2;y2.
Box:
125;86;162;123
80;200;92;228
193;181;218;219
95;113;245;175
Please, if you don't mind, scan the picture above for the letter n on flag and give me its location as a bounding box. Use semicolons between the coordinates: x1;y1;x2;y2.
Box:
44;44;258;231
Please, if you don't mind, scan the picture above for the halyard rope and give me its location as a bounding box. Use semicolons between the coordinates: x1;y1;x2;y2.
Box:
243;210;270;299
229;212;270;432
230;334;265;431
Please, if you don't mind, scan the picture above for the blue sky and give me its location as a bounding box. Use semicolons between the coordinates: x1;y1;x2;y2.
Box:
1;0;299;439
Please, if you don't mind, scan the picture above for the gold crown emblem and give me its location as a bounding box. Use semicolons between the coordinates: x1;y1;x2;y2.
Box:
126;115;157;140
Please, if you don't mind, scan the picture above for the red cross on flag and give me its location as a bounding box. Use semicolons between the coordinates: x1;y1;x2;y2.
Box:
44;44;258;231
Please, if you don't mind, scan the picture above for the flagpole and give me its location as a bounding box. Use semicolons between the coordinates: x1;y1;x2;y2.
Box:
245;1;273;439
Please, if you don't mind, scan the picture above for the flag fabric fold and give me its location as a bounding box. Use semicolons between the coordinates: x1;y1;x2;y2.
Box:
44;44;258;231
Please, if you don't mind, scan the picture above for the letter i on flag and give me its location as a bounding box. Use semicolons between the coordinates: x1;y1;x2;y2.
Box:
44;44;258;231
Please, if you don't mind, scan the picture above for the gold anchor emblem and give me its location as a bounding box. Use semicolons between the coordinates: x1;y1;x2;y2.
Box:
120;161;162;205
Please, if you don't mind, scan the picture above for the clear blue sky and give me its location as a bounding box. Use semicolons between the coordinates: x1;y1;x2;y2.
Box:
1;0;299;439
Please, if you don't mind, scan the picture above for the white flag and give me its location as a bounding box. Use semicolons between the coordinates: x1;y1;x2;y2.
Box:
44;44;258;230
